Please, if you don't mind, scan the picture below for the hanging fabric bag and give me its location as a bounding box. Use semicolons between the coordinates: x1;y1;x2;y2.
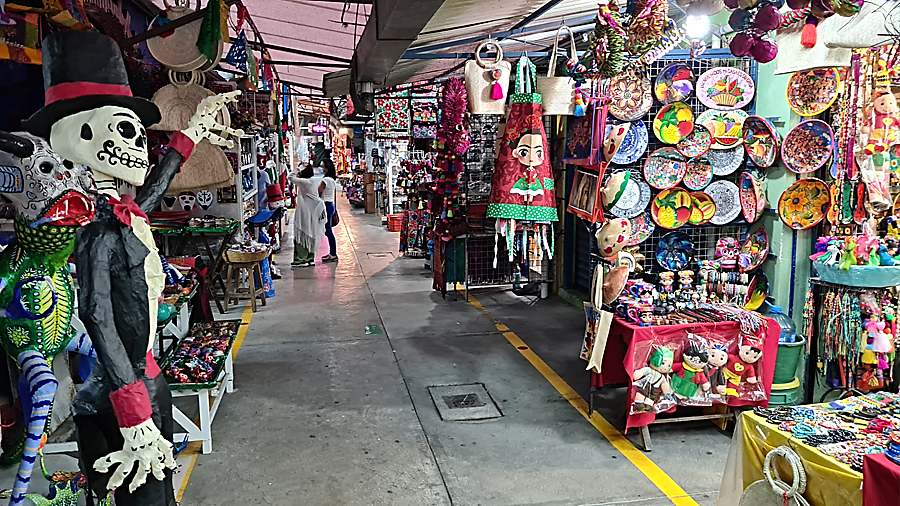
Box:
537;25;578;116
464;39;511;115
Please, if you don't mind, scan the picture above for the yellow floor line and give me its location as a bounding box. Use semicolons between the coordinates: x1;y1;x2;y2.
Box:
468;295;699;506
178;306;254;500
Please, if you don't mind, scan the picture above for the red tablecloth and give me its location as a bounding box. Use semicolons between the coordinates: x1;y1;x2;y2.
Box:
593;316;780;432
863;453;900;506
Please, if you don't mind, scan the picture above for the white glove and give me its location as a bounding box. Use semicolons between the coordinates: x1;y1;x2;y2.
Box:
183;90;245;149
93;419;176;493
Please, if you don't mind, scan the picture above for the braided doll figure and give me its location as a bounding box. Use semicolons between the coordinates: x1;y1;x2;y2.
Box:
22;31;241;505
0;132;97;505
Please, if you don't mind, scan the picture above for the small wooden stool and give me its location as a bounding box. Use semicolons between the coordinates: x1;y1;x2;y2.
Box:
223;250;269;313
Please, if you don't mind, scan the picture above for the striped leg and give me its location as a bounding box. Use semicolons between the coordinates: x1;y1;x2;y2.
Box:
65;319;96;359
11;351;58;505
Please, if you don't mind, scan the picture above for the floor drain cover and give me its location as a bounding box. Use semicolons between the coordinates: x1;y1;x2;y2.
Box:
428;383;502;421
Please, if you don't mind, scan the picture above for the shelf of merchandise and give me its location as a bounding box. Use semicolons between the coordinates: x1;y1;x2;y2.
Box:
198;135;259;240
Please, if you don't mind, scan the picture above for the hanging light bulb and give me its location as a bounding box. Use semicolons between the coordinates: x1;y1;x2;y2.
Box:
685;14;711;40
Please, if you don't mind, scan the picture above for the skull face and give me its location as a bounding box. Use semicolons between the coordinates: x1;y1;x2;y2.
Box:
196;190;213;210
178;192;196;211
49;106;149;186
715;237;740;270
0;132;94;225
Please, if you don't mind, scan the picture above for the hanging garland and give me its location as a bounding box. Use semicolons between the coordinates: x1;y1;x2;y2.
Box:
433;77;469;241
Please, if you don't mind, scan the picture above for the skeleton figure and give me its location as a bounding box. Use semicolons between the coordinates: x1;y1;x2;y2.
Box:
0;132;97;505
22;31;242;505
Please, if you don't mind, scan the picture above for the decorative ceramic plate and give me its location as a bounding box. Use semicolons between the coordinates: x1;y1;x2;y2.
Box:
610;177;652;218
651;187;693;229
653;102;694;144
609;69;653;121
738;226;769;273
708;146;745;176
778;177;830;230
744;272;768;311
787;67;840;117
683;157;713;190
697;67;755;110
742;115;781;168
676;125;713;159
656;231;695;271
782;119;834;174
706;180;742;225
697;109;749;149
739;171;766;224
655;63;694;104
612;121;649;165
689;191;716;225
626;212;656;246
643;147;687;189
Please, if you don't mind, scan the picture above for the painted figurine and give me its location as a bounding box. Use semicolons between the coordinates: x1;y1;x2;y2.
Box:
671;339;711;401
23;32;241;505
722;336;763;398
706;343;730;399
632;346;675;413
0;132;98;504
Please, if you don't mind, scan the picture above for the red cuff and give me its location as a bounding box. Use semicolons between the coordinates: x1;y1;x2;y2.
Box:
168;132;195;160
145;351;161;379
109;380;153;428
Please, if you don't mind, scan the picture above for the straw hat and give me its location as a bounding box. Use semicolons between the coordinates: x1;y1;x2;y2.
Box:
596;217;632;258
151;72;230;131
147;1;223;72
167;140;234;193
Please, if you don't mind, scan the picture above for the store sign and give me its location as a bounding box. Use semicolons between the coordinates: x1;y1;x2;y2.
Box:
309;117;328;134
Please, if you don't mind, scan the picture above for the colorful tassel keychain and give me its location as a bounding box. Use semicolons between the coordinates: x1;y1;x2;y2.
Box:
490;68;505;101
573;85;587;117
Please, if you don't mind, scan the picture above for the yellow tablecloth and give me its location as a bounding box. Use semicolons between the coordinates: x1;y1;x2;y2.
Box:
718;411;862;506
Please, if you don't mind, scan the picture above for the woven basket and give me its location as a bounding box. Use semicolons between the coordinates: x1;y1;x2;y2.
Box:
225;249;269;264
151;72;231;132
147;0;223;72
168;140;234;192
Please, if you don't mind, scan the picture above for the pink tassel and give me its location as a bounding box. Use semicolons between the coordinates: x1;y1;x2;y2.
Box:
800;16;818;48
490;81;504;100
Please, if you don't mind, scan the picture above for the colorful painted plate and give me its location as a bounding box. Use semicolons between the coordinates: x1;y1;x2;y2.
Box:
697;67;755;110
656;231;695;271
739;226;769;273
653;102;694;144
676;125;713;159
697;109;749;149
655;63;694;104
742;115;781;168
609;69;653;121
610;177;651;218
744;272;768;312
612;121;649;165
706;180;742;225
651;187;693;229
683;157;713;190
708;146;745;176
626;212;656;246
643;147;687;190
778;177;830;230
689;191;716;225
782;119;834;174
787;67;840;117
739;171;767;224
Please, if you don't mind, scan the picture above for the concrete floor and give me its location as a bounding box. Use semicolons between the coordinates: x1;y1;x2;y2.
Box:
183;197;733;506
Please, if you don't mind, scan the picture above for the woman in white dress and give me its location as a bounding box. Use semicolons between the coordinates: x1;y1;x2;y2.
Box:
290;164;326;267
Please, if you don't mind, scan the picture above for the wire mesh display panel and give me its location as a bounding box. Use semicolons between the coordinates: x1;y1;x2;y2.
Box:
572;49;760;288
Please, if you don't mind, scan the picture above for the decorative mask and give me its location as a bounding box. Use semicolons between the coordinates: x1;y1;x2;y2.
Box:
715;236;740;270
49;106;149;186
196;190;214;210
177;192;197;211
0;132;94;226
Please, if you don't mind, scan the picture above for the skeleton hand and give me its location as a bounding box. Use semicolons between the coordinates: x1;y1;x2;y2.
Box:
94;419;176;493
183;90;245;149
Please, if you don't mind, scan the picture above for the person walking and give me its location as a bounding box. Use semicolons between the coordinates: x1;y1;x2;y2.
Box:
319;160;339;262
290;164;326;267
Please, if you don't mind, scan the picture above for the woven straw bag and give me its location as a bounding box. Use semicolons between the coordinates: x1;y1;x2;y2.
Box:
464;39;511;115
537;25;577;116
147;0;223;72
151;72;230;131
823;0;897;48
168;139;233;192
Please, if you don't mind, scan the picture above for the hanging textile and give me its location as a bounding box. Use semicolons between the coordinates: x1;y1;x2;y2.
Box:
225;30;248;72
486;56;559;223
197;0;225;60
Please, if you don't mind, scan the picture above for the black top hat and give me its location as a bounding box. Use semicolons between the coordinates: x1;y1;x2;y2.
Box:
23;31;161;137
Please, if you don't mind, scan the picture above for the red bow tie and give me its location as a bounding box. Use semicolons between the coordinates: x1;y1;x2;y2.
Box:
107;195;148;227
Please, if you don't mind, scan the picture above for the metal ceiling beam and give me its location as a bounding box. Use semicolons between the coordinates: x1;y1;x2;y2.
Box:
262;60;350;68
245;40;352;64
281;79;325;91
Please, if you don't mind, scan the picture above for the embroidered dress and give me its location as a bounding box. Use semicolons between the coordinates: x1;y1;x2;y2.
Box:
486;56;558;222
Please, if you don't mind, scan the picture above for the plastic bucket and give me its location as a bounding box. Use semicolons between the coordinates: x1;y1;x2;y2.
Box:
773;336;806;384
769;378;802;406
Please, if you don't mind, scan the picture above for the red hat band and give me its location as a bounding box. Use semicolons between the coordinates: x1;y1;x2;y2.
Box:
45;81;133;107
